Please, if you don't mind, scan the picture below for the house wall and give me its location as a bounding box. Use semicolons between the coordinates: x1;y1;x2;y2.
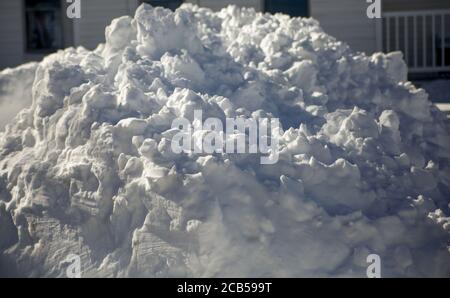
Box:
310;0;380;54
0;0;76;70
73;0;139;49
383;0;450;12
0;1;24;69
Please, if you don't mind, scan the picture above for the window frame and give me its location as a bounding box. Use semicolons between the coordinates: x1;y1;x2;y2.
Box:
22;0;68;55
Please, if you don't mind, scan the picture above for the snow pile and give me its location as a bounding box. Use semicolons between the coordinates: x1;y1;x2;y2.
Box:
1;4;450;277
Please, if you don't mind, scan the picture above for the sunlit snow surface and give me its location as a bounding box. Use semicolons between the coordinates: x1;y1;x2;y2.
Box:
0;4;450;277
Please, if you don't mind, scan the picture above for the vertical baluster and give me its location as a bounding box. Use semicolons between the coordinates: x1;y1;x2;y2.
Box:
404;16;409;65
443;14;446;67
396;16;400;50
386;17;390;52
432;14;436;68
423;15;427;68
414;15;418;68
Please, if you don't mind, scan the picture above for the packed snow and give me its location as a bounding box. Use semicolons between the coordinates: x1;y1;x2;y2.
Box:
0;4;450;277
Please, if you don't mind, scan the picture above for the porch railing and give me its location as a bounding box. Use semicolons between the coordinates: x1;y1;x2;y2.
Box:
381;10;450;73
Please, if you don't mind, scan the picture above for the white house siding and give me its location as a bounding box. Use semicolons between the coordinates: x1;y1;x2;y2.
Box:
383;0;450;12
0;1;24;69
310;0;380;54
73;0;139;49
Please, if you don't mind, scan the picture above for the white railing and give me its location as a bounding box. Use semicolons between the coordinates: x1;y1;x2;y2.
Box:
382;10;450;73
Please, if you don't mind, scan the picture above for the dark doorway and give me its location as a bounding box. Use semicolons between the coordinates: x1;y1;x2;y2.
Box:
24;0;63;52
144;0;184;11
265;0;309;17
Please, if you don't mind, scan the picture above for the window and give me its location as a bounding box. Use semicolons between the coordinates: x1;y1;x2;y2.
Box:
264;0;309;17
25;0;63;53
143;0;184;11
